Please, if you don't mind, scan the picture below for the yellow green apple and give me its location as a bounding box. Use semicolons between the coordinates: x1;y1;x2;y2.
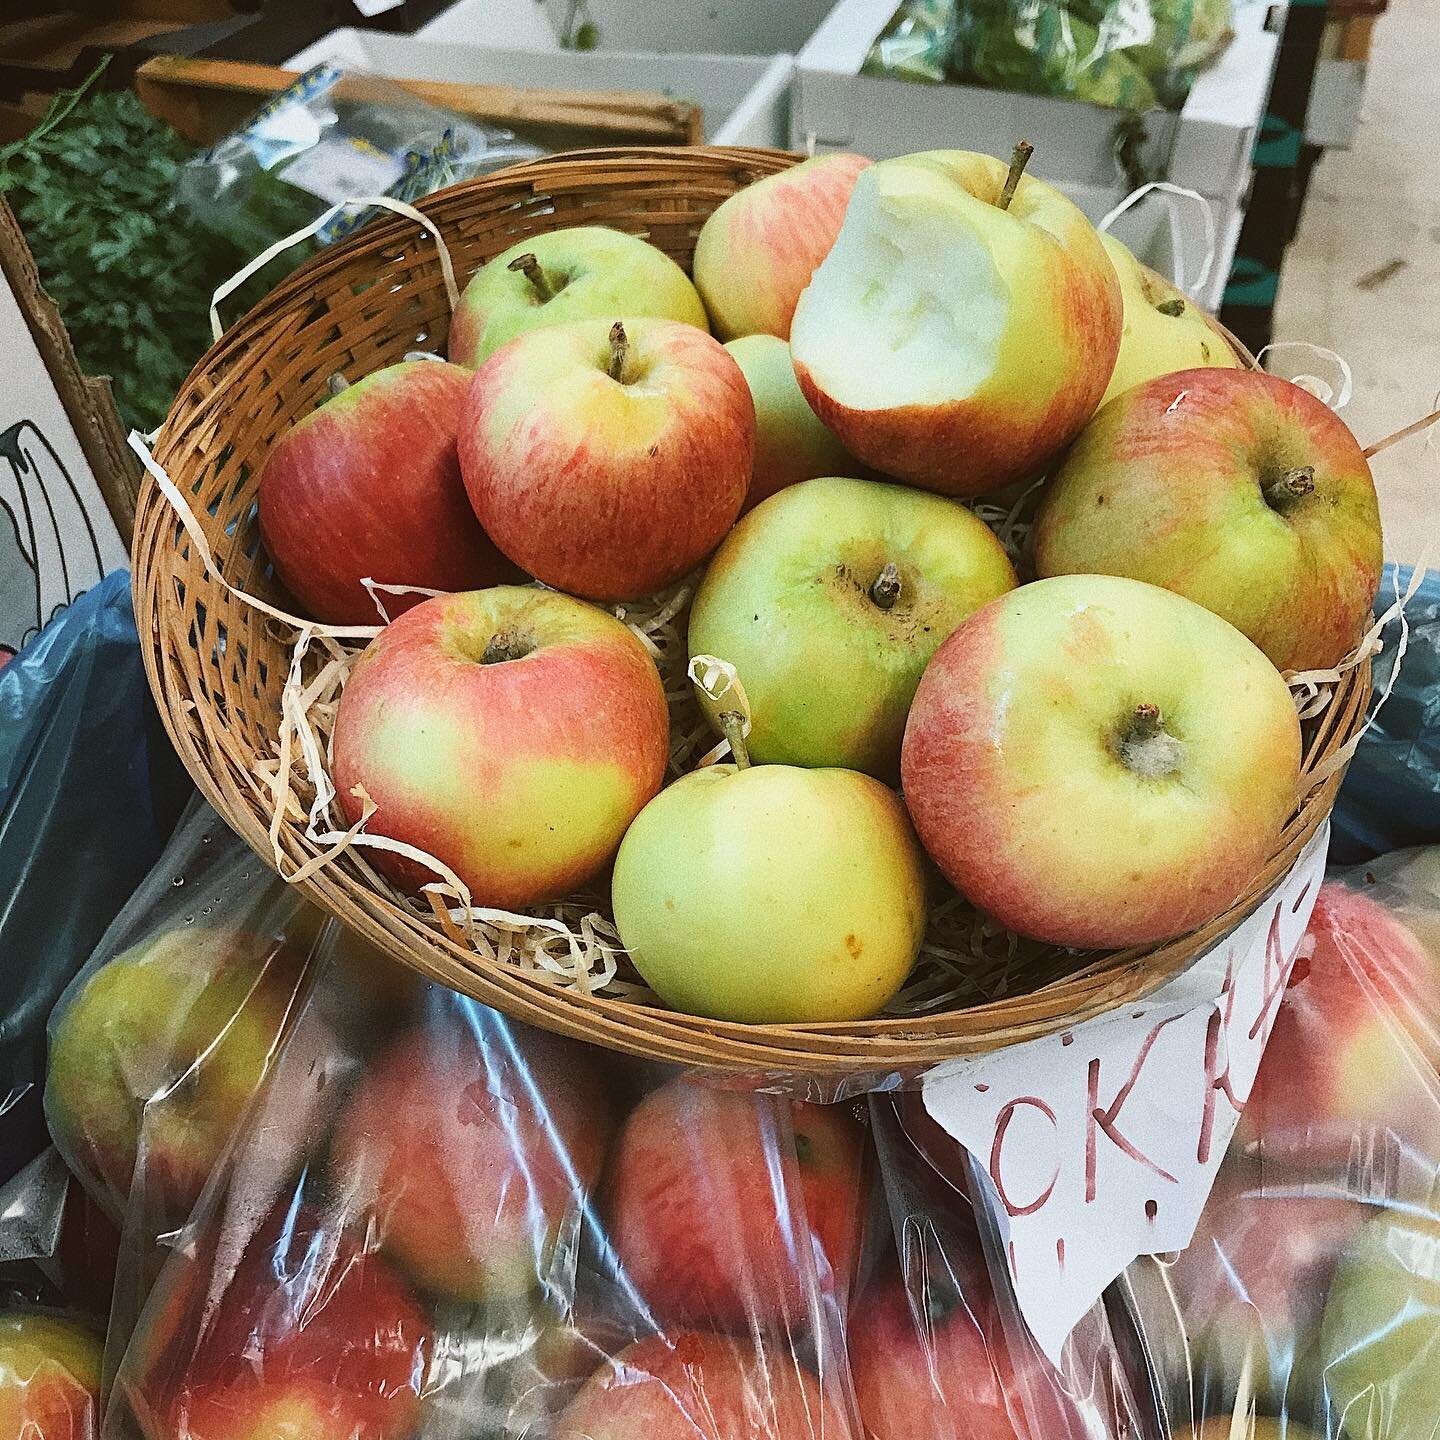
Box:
1035;368;1383;672
1099;232;1239;406
1188;1420;1319;1440
900;575;1302;948
611;751;927;1022
724;334;859;510
693;152;871;341
791;146;1122;497
688;476;1017;776
0;1311;102;1440
447;225;708;365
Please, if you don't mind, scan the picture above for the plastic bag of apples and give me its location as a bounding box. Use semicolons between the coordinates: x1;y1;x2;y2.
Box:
1122;845;1440;1440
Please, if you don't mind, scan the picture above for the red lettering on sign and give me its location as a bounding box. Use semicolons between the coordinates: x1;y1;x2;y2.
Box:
1248;900;1294;1041
1085;1016;1184;1202
989;1097;1061;1218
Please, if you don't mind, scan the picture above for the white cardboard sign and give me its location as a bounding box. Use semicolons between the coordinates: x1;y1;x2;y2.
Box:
922;823;1329;1364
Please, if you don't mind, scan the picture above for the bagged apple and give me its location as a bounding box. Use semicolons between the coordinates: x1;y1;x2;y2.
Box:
0;1305;103;1439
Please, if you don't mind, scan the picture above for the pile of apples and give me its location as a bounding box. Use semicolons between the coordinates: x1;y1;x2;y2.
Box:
256;144;1384;1025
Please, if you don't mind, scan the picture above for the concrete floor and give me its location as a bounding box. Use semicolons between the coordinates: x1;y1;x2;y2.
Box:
1272;0;1438;564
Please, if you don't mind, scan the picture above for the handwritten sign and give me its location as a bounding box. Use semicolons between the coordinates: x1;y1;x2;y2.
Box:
922;823;1329;1363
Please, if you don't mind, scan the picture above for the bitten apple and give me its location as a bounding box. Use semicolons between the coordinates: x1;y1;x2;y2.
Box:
689;476;1017;775
1035;368;1383;671
333;1022;612;1302
901;575;1302;948
258;359;510;625
725;335;859;510
0;1312;102;1440
1099;233;1239;405
605;1078;865;1329
460;318;753;600
693;153;871;341
791;147;1121;497
447;225;708;365
331;586;669;907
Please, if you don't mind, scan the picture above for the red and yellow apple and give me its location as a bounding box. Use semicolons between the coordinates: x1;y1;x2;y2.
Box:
725;334;859;511
693;152;871;342
900;574;1302;948
1035;368;1383;672
258;358;511;625
605;1077;865;1329
331;586;669;907
688;475;1017;775
448;225;708;366
460;318;752;600
553;1332;845;1440
0;1312;102;1440
333;1021;612;1302
791;148;1121;497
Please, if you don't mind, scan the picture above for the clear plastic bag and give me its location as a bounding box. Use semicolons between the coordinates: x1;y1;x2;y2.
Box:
0;1305;104;1439
1121;846;1440;1438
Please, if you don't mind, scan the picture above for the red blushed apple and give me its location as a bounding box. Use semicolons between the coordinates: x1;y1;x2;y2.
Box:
1235;881;1440;1171
0;1311;103;1440
258;358;511;625
1035;368;1383;672
331;586;669;908
605;1079;865;1330
693;153;872;342
552;1332;847;1440
332;1022;613;1303
459;317;752;601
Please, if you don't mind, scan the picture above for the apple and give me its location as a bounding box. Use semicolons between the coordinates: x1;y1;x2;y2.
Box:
332;1020;612;1302
605;1077;865;1329
447;225;709;366
45;925;306;1217
1188;1422;1319;1440
552;1331;846;1440
331;585;669;908
688;475;1017;775
460;318;753;600
1235;881;1440;1172
1320;1208;1440;1440
725;335;859;511
791;146;1122;498
123;1202;431;1440
693;152;872;342
1098;233;1240;406
1034;368;1383;672
257;358;511;625
611;747;928;1022
900;574;1303;948
0;1312;102;1440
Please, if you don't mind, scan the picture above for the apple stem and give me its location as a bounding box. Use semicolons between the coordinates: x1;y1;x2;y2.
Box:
1155;298;1186;317
869;562;902;611
480;631;533;665
1264;466;1316;508
1129;702;1163;741
608;320;629;383
996;141;1035;211
325;373;350;399
507;252;555;302
718;710;751;770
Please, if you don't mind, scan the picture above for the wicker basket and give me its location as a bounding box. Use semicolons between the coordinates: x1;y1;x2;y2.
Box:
132;146;1370;1080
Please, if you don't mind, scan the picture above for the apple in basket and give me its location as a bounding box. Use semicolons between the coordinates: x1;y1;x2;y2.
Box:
0;1311;102;1440
693;152;872;342
1035;368;1384;671
447;225;709;366
332;1022;612;1303
724;335;860;511
611;726;928;1022
791;146;1122;497
460;318;753;601
331;586;669;909
257;357;512;626
1097;232;1239;406
552;1331;846;1440
605;1077;866;1329
688;475;1017;776
901;575;1302;949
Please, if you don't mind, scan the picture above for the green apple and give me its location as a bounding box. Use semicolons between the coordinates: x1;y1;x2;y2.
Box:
611;750;928;1023
688;476;1017;776
447;226;709;365
724;335;859;511
1320;1209;1440;1440
1099;233;1239;406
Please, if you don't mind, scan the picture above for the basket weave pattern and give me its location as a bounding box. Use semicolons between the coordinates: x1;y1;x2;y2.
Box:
133;147;1370;1077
